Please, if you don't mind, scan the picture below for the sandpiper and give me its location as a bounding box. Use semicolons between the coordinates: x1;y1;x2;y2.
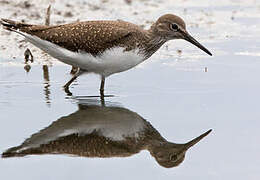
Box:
2;100;211;168
1;14;212;96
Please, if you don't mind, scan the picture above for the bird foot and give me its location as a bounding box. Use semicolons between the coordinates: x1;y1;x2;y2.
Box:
64;86;73;96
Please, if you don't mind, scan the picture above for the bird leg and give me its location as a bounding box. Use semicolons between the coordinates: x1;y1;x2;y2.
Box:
100;76;105;98
70;66;79;75
64;68;85;90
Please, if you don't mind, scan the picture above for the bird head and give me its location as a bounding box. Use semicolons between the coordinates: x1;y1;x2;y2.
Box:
150;129;212;168
151;14;212;56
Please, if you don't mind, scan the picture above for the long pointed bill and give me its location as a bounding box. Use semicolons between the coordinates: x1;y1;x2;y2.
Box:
184;129;212;150
183;32;212;56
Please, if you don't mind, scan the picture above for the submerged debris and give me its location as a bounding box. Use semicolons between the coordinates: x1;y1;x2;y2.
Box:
24;48;33;63
124;0;132;5
24;1;31;8
177;49;182;55
17;1;32;9
87;3;101;11
65;3;72;8
0;0;9;5
43;65;50;81
64;11;73;18
24;64;31;73
42;65;51;106
45;5;51;26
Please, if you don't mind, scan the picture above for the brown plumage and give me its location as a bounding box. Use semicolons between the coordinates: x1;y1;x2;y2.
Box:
1;18;152;57
1;14;212;57
1;14;212;96
2;101;212;168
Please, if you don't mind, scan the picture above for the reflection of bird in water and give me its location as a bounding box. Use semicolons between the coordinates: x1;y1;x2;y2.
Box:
2;100;211;168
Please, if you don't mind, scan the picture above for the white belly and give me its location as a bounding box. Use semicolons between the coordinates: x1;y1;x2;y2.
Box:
24;33;145;77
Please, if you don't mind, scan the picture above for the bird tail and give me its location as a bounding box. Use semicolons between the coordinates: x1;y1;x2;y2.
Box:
0;18;32;32
1;145;26;158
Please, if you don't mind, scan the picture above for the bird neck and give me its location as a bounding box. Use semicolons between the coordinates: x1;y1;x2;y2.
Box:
141;120;168;148
147;141;173;157
141;27;167;59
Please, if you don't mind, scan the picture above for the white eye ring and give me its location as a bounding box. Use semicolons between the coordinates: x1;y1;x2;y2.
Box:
170;23;179;31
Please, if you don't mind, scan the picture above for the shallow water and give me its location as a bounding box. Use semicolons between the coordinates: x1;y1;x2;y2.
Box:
1;0;260;179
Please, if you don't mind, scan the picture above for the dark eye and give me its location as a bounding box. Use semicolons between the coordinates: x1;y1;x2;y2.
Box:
170;23;179;30
170;154;178;161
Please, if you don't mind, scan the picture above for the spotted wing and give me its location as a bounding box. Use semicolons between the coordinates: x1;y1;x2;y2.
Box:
18;21;136;56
